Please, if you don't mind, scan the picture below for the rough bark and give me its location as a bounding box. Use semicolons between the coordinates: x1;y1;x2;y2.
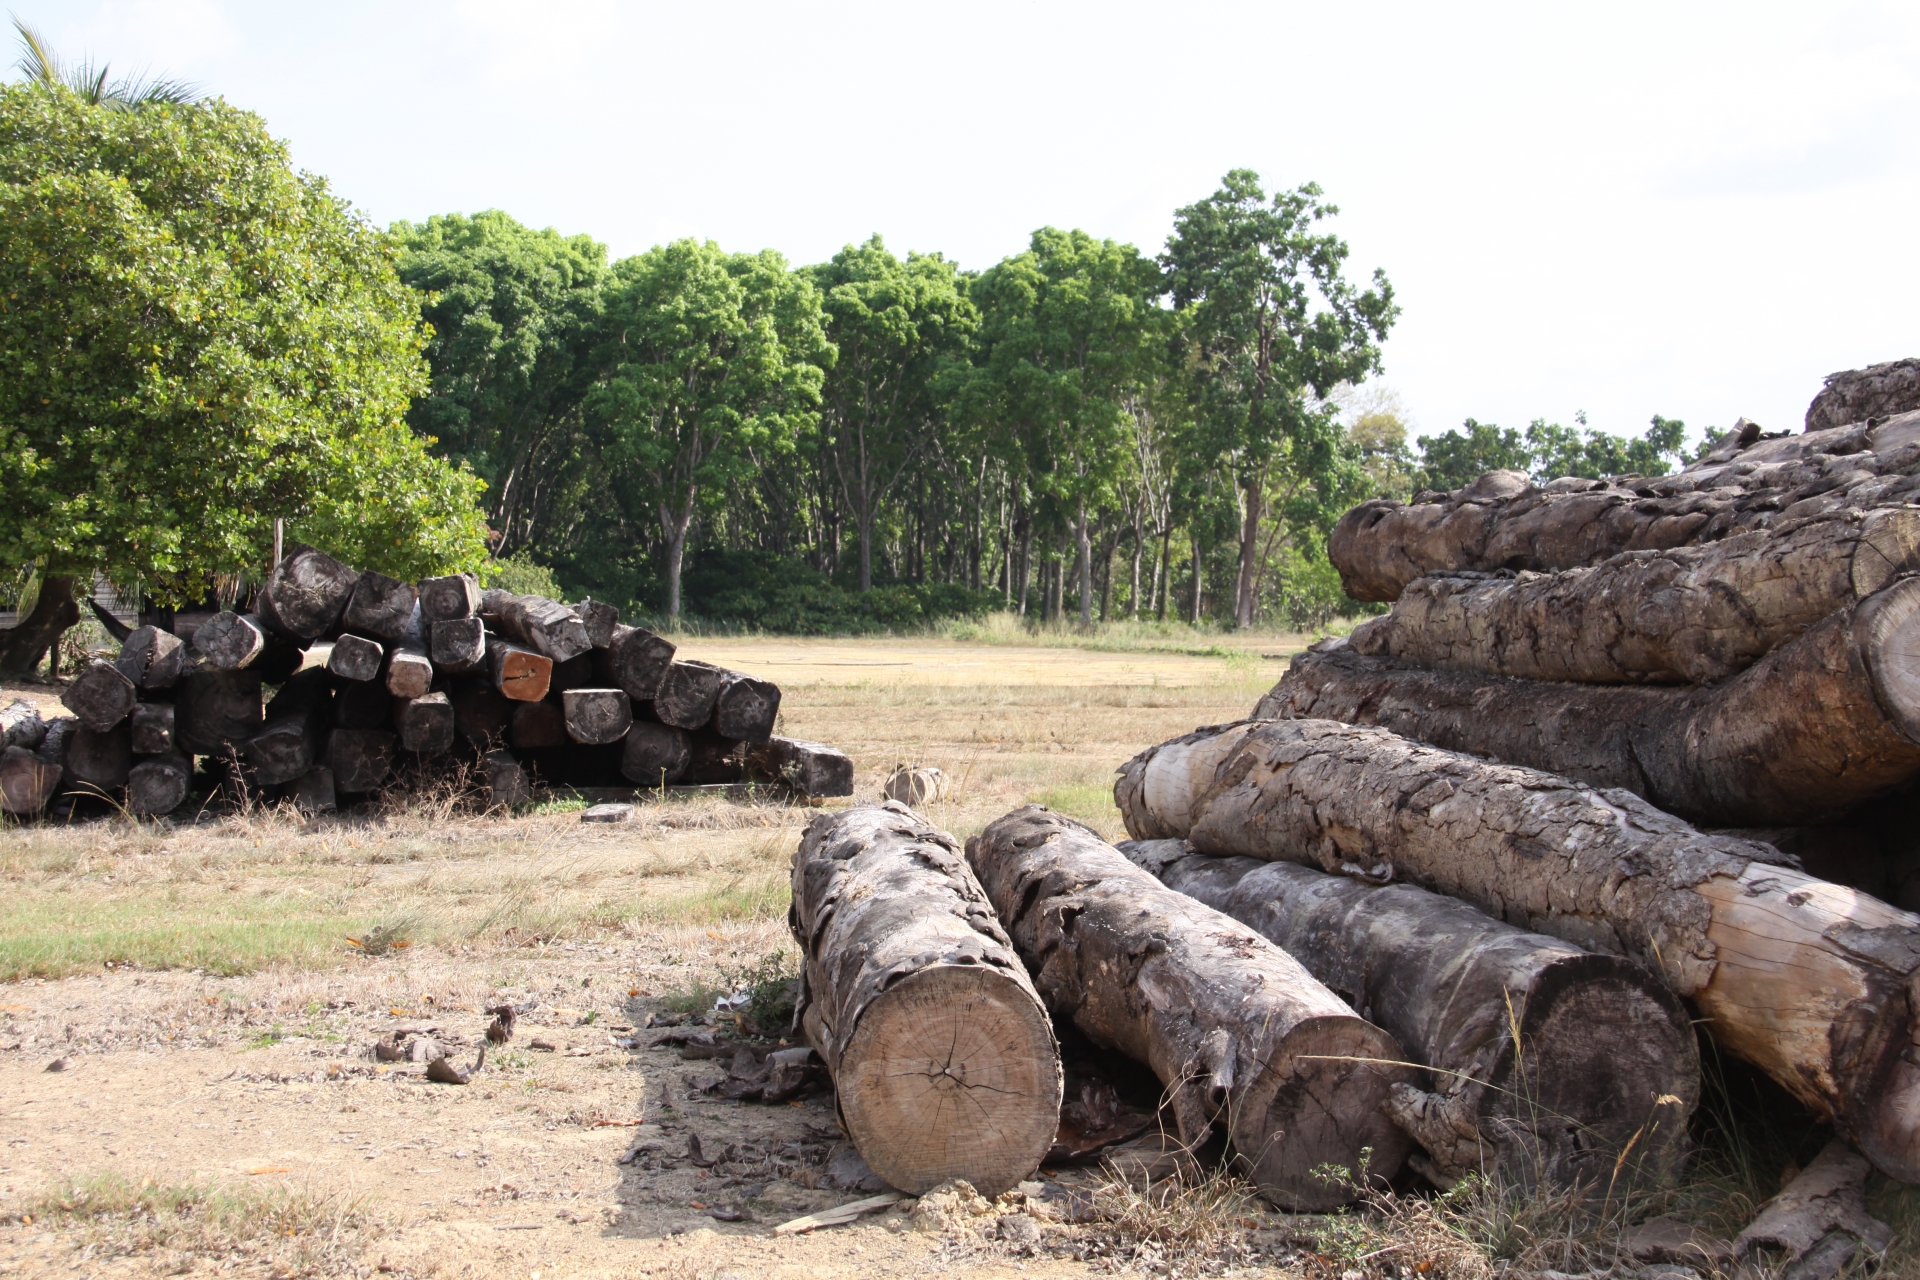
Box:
1121;841;1698;1190
255;547;357;640
790;803;1061;1197
746;737;853;798
570;598;619;649
2;698;46;750
129;702;175;755
966;805;1413;1209
655;660;726;730
173;667;263;757
1807;358;1920;431
1115;718;1920;1183
510;698;567;750
595;624;676;700
192;612;270;670
0;574;78;676
115;626;186;690
292;766;336;815
332;678;391;731
1735;1139;1893;1273
385;646;434;700
1353;508;1920;685
429;617;487;674
488;639;552;702
246;670;333;785
483;749;530;806
66;660;136;731
343;571;418;643
452;683;514;747
714;672;781;743
327;634;385;684
1262;576;1920;827
0;745;63;814
418;572;480;622
65;723;133;794
394;692;455;754
479;589;591;664
328;728;395;793
562;688;631;745
620;721;690;786
1329;429;1920;602
127;753;193;817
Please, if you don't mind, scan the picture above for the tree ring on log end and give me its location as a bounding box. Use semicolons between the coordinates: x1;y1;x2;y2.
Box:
1857;576;1920;743
837;964;1061;1198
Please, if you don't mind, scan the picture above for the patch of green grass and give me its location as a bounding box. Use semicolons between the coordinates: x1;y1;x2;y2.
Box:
526;796;588;816
0;891;374;980
1033;782;1124;833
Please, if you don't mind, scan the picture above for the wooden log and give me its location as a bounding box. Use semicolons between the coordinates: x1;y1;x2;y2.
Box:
328;728;395;793
418;571;480;622
1115;717;1920;1183
2;698;46;750
246;670;333;785
746;737;853;797
686;727;744;784
1353;507;1920;685
792;803;1061;1197
655;660;726;729
332;678;391;730
385;646;434;700
192;611;270;670
570;598;619;649
1735;1138;1893;1272
393;691;455;754
620;721;690;785
292;766;336;815
1121;841;1698;1189
453;683;514;748
429;617;486;674
254;546;357;640
966;805;1412;1208
173;667;263;757
66;660;136;731
595;624;676;700
1;745;63;814
714;671;780;742
327;633;385;683
885;765;950;807
114;625;186;690
343;571;419;643
549;651;595;693
489;639;552;702
1261;574;1920;826
129;702;175;755
65;723;133;794
483;748;530;806
509;699;567;750
562;688;631;745
479;589;591;663
127;752;192;817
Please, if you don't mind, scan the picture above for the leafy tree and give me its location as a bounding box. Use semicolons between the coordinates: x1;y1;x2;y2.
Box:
1416;419;1532;490
0;84;487;674
587;239;831;620
1526;411;1686;480
1164;170;1397;628
392;210;608;554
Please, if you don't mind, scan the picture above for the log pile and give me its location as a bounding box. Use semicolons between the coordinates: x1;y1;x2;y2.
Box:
3;545;854;818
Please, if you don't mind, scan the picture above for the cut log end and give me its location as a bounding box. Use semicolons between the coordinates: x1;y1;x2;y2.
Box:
1859;576;1920;743
838;964;1062;1198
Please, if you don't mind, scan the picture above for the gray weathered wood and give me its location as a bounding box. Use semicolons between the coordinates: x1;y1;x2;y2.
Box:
714;671;780;742
65;723;133;794
418;572;481;622
792;803;1061;1197
129;702;175;755
429;617;486;673
2;698;46;751
479;589;591;663
393;691;455;754
562;688;631;745
327;633;385;683
255;546;357;640
66;660;136;731
115;625;186;690
328;728;395;793
655;660;726;729
967;805;1412;1208
570;598;619;649
747;737;853;797
619;721;690;785
686;728;744;784
192;611;270;670
483;749;530;806
127;752;192;817
344;571;419;643
595;624;676;700
385;646;433;699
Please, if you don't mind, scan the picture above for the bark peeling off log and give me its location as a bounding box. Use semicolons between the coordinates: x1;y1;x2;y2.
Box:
255;547;357;640
66;661;136;732
115;626;186;690
1262;577;1920;827
1116;718;1920;1184
1122;842;1698;1190
791;803;1061;1198
967;805;1413;1209
1735;1139;1892;1273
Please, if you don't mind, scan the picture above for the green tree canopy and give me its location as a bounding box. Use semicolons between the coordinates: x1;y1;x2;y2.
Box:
1419;413;1690;489
1416;418;1532;490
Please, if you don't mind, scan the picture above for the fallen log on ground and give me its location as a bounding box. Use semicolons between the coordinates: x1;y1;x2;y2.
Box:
488;640;552;702
596;625;675;700
255;546;357;640
1115;718;1920;1183
1350;505;1920;684
191;612;270;670
66;660;136;731
1119;840;1697;1189
127;752;192;817
620;721;689;785
344;571;418;643
562;689;631;745
747;737;853;797
129;703;174;754
1735;1138;1893;1277
1258;574;1920;826
480;589;591;664
114;625;185;690
966;804;1413;1208
791;803;1061;1197
418;572;480;622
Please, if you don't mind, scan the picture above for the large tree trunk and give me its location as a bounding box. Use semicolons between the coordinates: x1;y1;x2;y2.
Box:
1350;506;1920;684
1235;481;1262;629
254;547;357;640
418;572;480;622
479;590;591;664
661;502;693;622
620;721;690;786
0;575;78;677
429;618;487;674
966;804;1413;1209
127;752;192;817
1119;841;1698;1190
393;692;455;754
1077;500;1093;627
561;688;631;745
1114;718;1920;1184
192;612;270;671
1260;576;1920;826
790;803;1061;1197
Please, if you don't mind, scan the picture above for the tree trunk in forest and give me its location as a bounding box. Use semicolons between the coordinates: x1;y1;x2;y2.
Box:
1351;506;1920;685
791;803;1061;1197
1119;841;1698;1190
561;689;631;745
1156;527;1171;621
1077;501;1093;627
1190;534;1204;624
655;660;726;730
479;590;590;664
1130;517;1144;620
966;805;1412;1209
1114;718;1920;1184
1235;481;1263;629
660;502;694;622
256;547;357;640
0;575;79;677
130;703;174;755
488;640;552;702
1262;576;1920;826
394;692;455;754
595;624;676;701
1017;522;1033;617
66;661;137;731
116;626;185;690
621;721;690;786
127;752;192;817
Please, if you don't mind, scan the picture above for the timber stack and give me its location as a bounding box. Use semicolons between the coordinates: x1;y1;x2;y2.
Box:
2;545;853;818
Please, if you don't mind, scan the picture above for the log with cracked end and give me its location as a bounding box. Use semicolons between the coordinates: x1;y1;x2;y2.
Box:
595;624;675;700
66;660;136;731
965;804;1414;1209
479;589;591;664
1118;839;1699;1190
429;617;486;674
1115;717;1920;1184
114;625;186;690
254;546;357;640
417;571;480;622
488;639;552;702
393;692;455;754
569;598;619;649
561;688;631;745
343;571;419;643
654;660;726;729
791;802;1062;1198
127;752;193;817
191;612;271;670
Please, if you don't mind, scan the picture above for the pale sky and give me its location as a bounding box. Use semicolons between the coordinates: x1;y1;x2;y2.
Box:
19;1;1920;451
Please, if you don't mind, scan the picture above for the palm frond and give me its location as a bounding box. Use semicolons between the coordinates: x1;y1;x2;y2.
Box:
12;15;62;87
10;14;202;108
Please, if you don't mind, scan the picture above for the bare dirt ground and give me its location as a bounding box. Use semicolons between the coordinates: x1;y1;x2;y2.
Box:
0;634;1297;1278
